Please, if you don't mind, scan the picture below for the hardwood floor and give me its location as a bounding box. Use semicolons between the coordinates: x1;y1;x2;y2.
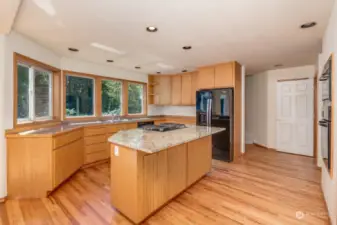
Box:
0;145;329;225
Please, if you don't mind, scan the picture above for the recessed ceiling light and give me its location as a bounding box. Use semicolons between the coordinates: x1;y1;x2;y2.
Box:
135;66;141;69
146;26;158;32
156;72;161;74
182;46;192;50
300;22;317;29
107;60;114;63
182;70;187;72
68;47;79;52
274;64;283;67
91;42;125;55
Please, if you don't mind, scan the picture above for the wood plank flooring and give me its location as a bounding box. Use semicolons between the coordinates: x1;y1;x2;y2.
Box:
0;145;329;224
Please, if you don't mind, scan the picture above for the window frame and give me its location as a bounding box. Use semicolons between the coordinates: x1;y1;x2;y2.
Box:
125;81;147;116
62;70;147;121
101;78;123;117
64;73;96;119
13;53;60;128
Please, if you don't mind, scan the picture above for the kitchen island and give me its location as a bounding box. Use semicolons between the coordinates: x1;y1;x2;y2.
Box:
108;125;225;224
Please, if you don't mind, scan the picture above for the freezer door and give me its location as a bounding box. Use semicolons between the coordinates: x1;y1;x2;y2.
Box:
211;88;233;119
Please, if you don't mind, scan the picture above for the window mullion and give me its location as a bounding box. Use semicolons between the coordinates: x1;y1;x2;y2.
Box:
28;67;35;121
49;73;53;118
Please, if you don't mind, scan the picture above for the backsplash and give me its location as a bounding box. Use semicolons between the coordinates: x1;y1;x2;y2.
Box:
148;105;196;117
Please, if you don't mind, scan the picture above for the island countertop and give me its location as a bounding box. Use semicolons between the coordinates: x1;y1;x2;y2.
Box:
108;125;225;153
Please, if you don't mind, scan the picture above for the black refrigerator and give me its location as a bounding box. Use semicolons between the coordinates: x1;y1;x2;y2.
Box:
196;88;233;162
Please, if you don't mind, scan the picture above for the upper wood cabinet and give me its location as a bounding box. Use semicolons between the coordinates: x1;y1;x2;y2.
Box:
181;73;192;105
197;62;238;90
156;76;171;105
214;63;234;88
197;67;214;90
171;75;182;105
191;72;198;105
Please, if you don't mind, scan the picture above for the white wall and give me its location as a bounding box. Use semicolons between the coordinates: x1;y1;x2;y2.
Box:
245;71;269;146
61;57;148;83
319;0;337;223
0;35;6;198
148;105;196;116
0;31;147;199
245;65;315;148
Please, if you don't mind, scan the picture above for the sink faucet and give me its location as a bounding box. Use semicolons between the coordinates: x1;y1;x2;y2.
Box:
112;113;121;122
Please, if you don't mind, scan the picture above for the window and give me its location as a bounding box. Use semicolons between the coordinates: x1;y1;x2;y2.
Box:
66;75;95;117
102;79;122;116
128;82;144;114
17;63;52;123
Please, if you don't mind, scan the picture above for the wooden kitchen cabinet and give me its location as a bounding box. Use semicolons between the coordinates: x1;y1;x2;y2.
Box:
157;76;172;105
181;73;192;105
214;62;234;88
110;137;211;224
197;67;214;90
167;144;187;198
191;72;198;105
53;138;83;188
171;75;182;105
187;136;212;186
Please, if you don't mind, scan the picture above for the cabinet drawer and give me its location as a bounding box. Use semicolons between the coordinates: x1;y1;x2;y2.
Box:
125;123;137;129
84;127;106;137
53;130;82;149
85;150;110;164
84;134;106;146
53;139;83;188
85;143;107;154
106;124;126;133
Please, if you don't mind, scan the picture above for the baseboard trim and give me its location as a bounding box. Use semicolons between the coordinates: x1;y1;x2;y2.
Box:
253;142;269;149
82;159;110;169
0;196;7;203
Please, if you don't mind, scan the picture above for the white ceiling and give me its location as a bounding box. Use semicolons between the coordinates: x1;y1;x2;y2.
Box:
0;0;21;34
13;0;334;74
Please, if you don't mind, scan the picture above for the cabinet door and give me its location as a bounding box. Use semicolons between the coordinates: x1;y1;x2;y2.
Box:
197;67;214;90
168;144;187;199
142;150;168;216
158;76;171;105
181;74;192;105
53;138;83;188
171;75;182;105
191;72;198;105
187;136;212;186
214;63;234;88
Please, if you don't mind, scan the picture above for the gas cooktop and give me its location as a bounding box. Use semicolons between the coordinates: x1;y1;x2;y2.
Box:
142;123;187;132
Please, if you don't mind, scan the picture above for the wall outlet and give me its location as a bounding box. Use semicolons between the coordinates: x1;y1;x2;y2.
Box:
114;146;119;156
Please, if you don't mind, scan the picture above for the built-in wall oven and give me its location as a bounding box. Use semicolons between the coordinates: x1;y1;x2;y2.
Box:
319;55;333;171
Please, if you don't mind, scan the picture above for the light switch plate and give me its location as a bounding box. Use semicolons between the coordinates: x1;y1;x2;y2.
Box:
114;146;119;156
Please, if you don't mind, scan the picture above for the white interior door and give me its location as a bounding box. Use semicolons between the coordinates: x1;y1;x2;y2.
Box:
276;79;314;156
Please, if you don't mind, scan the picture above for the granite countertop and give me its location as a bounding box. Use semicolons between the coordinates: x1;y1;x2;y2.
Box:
16;117;164;136
108;125;225;153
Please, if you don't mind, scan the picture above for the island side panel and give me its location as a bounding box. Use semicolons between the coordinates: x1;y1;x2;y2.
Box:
110;143;142;222
187;136;212;186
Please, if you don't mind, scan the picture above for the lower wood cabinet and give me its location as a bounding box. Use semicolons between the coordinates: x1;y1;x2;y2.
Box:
110;136;211;224
187;136;212;186
167;144;187;199
7;128;84;199
53;138;83;187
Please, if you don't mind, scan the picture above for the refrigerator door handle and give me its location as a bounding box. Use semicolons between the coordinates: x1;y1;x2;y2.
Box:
206;99;210;126
207;98;212;127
